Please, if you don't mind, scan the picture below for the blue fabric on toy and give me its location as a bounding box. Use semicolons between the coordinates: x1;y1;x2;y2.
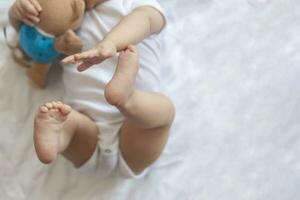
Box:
19;24;59;64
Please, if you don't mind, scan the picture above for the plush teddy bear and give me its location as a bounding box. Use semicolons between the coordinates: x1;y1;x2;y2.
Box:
12;0;86;88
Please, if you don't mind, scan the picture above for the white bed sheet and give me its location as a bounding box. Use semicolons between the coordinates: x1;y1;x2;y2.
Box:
1;0;300;199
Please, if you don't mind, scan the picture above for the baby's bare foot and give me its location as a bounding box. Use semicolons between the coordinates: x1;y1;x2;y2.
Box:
34;101;71;164
105;45;139;106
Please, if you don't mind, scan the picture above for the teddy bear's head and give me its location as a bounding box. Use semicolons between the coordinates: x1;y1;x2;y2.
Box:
36;0;86;36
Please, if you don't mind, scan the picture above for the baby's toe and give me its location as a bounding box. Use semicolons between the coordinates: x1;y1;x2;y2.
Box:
127;45;138;53
56;101;63;105
60;104;72;116
45;102;54;109
36;105;50;120
52;101;60;109
40;106;48;113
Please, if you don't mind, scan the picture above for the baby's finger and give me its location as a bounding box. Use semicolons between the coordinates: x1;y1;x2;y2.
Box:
88;54;108;64
89;57;102;63
77;62;93;72
20;0;39;16
62;56;76;64
73;51;95;61
13;5;23;20
27;14;40;23
29;0;42;12
77;57;104;71
22;16;35;27
75;48;101;60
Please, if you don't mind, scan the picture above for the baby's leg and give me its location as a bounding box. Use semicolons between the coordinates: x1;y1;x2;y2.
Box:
105;45;175;174
34;102;98;166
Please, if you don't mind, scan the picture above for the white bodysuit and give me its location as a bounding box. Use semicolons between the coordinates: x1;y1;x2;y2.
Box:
62;0;166;178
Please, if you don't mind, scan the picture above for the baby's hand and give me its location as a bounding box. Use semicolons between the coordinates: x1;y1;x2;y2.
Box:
62;40;117;72
10;0;42;26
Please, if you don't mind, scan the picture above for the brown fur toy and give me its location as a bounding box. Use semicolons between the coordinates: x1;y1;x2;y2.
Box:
12;0;86;88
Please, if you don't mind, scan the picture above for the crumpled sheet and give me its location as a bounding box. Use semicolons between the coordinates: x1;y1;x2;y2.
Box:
0;0;300;199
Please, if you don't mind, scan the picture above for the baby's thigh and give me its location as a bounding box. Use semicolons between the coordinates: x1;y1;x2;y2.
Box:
118;120;170;176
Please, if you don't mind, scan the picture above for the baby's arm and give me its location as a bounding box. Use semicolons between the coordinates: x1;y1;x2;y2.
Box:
103;6;165;51
9;0;41;30
62;6;165;71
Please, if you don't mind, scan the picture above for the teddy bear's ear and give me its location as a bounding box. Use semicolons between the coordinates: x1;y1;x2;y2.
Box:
71;0;85;21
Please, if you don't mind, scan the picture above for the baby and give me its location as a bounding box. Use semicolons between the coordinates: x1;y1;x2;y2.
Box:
9;0;175;178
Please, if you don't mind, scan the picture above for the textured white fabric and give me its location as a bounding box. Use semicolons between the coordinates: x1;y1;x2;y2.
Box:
1;0;300;199
63;0;167;178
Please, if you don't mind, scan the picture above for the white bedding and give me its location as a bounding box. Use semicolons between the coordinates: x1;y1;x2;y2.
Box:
1;0;300;199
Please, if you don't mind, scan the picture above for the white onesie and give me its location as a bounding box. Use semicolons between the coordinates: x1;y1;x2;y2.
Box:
62;0;166;178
